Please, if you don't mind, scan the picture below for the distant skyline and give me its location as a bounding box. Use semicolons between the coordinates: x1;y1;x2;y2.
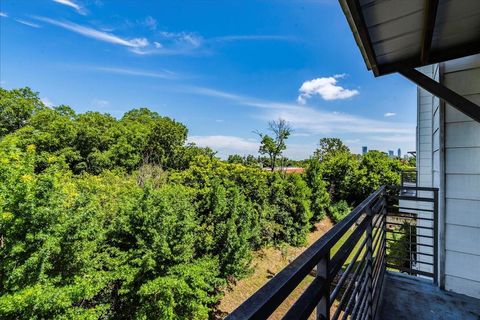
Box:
0;0;417;159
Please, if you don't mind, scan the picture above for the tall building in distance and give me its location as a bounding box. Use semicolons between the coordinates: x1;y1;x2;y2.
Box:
388;150;394;157
397;148;401;158
362;146;368;154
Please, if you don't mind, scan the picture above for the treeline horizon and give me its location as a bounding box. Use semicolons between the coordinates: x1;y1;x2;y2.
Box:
0;87;413;319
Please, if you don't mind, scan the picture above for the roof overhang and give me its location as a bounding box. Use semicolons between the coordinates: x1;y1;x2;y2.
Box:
339;0;480;77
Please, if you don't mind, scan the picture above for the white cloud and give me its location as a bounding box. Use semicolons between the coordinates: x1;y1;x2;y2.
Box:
185;86;414;136
15;19;41;28
35;16;148;48
92;98;109;108
370;134;415;143
41;97;54;107
129;38;149;47
188;135;258;154
384;112;396;117
92;66;177;79
297;74;359;103
0;12;7;18
130;31;204;56
52;0;86;15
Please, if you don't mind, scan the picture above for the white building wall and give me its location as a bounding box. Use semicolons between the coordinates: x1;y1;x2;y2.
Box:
414;65;439;276
442;55;480;298
415;56;480;299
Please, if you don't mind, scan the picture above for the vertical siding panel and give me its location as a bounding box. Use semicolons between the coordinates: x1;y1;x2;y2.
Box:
442;56;480;298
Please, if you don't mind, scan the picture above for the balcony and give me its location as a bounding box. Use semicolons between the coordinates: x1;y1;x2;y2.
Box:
225;186;480;320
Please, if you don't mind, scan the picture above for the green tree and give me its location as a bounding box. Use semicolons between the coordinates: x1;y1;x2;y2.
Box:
354;150;404;200
304;158;330;221
314;137;350;161
257;119;292;171
0;87;45;136
267;173;312;246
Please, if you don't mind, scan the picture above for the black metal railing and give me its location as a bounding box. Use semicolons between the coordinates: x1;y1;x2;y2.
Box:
226;185;438;320
386;186;438;284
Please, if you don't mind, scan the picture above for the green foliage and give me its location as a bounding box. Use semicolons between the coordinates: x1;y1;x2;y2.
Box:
257;118;292;170
319;149;359;203
0;88;409;318
314;137;350;161
0;87;45;136
354;150;405;200
386;222;416;269
304;158;330;222
267;173;312;246
329;200;351;223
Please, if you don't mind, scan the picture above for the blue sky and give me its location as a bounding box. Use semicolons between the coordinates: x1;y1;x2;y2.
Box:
0;0;417;159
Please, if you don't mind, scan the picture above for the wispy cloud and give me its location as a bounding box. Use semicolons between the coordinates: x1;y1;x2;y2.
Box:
91;66;178;79
52;0;86;15
188;135;258;154
129;32;291;56
131;31;203;56
15;19;41;28
0;12;7;18
384;112;396;117
34;16;148;48
41;97;54;107
184;86;413;136
91;98;109;108
142;16;157;30
369;135;415;143
298;74;359;104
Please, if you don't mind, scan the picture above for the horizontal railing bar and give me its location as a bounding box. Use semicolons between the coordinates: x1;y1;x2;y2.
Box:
331;256;368;320
386;257;434;266
385;238;434;248
349;271;370;320
225;186;386;320
372;228;385;259
372;196;386;215
386;222;434;230
330;236;368;302
385;264;434;278
281;276;327;320
388;213;434;220
384;248;435;258
341;264;370;320
330;217;371;277
392;205;434;212
372;209;386;227
398;186;437;191
355;288;369;320
386;229;434;238
395;195;435;202
372;266;386;320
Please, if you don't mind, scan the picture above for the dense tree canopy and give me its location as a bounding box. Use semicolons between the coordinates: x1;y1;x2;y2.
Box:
0;87;412;319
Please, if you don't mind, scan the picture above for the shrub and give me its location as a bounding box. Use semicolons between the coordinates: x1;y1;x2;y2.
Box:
329;200;352;223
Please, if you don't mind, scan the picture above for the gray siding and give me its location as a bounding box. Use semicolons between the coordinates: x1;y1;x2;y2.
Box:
442;55;480;298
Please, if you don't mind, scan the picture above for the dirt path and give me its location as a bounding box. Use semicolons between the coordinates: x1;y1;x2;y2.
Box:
218;218;334;319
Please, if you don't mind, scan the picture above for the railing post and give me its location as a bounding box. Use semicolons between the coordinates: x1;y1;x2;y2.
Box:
366;206;373;319
316;250;330;320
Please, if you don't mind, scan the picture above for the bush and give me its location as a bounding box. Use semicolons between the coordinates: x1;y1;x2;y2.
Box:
329;200;352;223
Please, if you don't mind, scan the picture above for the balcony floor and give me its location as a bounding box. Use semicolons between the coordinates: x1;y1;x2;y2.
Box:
377;272;480;320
